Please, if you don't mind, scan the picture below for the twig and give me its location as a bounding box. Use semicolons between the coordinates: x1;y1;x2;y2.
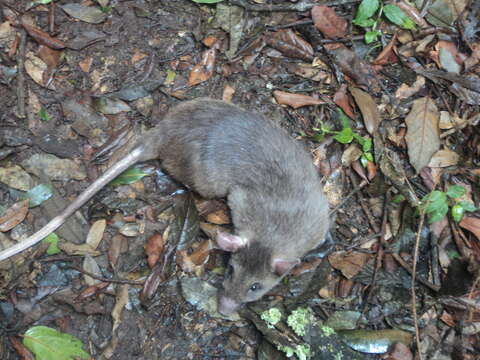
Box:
359;193;390;324
230;0;361;12
391;253;440;292
15;29;27;119
349;172;380;233
329;179;368;216
68;265;144;286
411;208;425;360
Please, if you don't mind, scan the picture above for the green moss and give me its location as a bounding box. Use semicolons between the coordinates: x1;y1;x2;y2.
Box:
320;325;335;336
287;308;312;337
261;308;282;328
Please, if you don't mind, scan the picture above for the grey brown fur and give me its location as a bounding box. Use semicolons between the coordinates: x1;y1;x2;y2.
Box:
0;98;329;315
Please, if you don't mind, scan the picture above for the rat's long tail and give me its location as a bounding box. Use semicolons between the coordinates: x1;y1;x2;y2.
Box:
0;146;146;262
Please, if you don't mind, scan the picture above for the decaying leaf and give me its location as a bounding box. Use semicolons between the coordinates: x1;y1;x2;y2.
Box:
405;97;440;173
266;29;314;61
349;87;381;135
188;48;216;87
21;153;87;181
60;4;108;24
459;216;480;240
428;149;459;167
0;200;29;232
145;233;164;268
22;23;66;49
273;90;324;109
328;251;373;279
312;5;348;39
86;219;106;250
0;165;34;191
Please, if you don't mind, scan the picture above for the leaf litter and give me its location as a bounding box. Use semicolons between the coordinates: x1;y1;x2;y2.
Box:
0;0;479;359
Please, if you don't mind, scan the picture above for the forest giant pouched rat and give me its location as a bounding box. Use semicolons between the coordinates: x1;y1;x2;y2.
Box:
0;98;329;315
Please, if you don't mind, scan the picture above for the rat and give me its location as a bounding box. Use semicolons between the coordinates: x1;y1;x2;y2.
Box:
0;98;329;315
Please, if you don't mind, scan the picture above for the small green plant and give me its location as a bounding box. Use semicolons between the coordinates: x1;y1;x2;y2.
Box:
420;185;476;223
39;106;50;121
314;108;373;167
353;0;416;43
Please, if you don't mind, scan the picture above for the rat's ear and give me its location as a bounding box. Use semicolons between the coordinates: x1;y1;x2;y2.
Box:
271;258;300;276
216;231;248;252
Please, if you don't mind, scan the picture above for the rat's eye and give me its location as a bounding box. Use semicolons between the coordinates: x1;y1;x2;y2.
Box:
249;283;262;292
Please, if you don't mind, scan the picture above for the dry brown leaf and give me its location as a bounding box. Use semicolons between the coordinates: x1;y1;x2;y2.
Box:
311;5;348;39
222;84;235;102
327;45;380;93
349;87;381;134
372;33;398;65
79;56;93;73
459;216;480;240
8;336;34;360
59;242;101;256
206;210;230;225
188;48;216;87
131;50;147;64
395;76;425;99
266;29;313;61
22;22;66;49
86;219;106;250
273;90;324;109
0;200;29;232
428;149;459;167
145;233;164;268
405;97;440;173
83;254;102;286
108;234;127;268
328;251;372;279
38;45;62;69
333;84;355;118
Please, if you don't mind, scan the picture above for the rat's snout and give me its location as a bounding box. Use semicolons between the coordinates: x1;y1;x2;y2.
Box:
218;295;240;315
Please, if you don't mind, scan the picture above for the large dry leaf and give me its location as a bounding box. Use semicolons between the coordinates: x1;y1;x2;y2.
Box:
0;200;29;232
266;29;314;61
273;90;324;109
405;97;440;173
459;216;480;241
188;48;216;87
428;149;459;167
349;87;381;135
311;5;348;39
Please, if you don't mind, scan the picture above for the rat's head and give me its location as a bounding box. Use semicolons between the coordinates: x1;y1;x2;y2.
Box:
216;232;299;315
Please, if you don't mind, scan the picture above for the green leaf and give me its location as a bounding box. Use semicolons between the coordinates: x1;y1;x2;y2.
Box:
109;167;150;185
451;204;465;222
459;201;477;212
446;185;466;199
23;184;54;207
427;201;448;223
23;326;90;360
383;5;416;30
33;0;53;4
334;127;354;144
364;152;374;162
365;30;380;43
392;194;405;203
353;18;376;27
362;138;373;152
360;154;368;167
191;0;223;3
39;106;50;121
337;108;351;128
422;191;447;213
354;0;380;22
42;233;60;255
